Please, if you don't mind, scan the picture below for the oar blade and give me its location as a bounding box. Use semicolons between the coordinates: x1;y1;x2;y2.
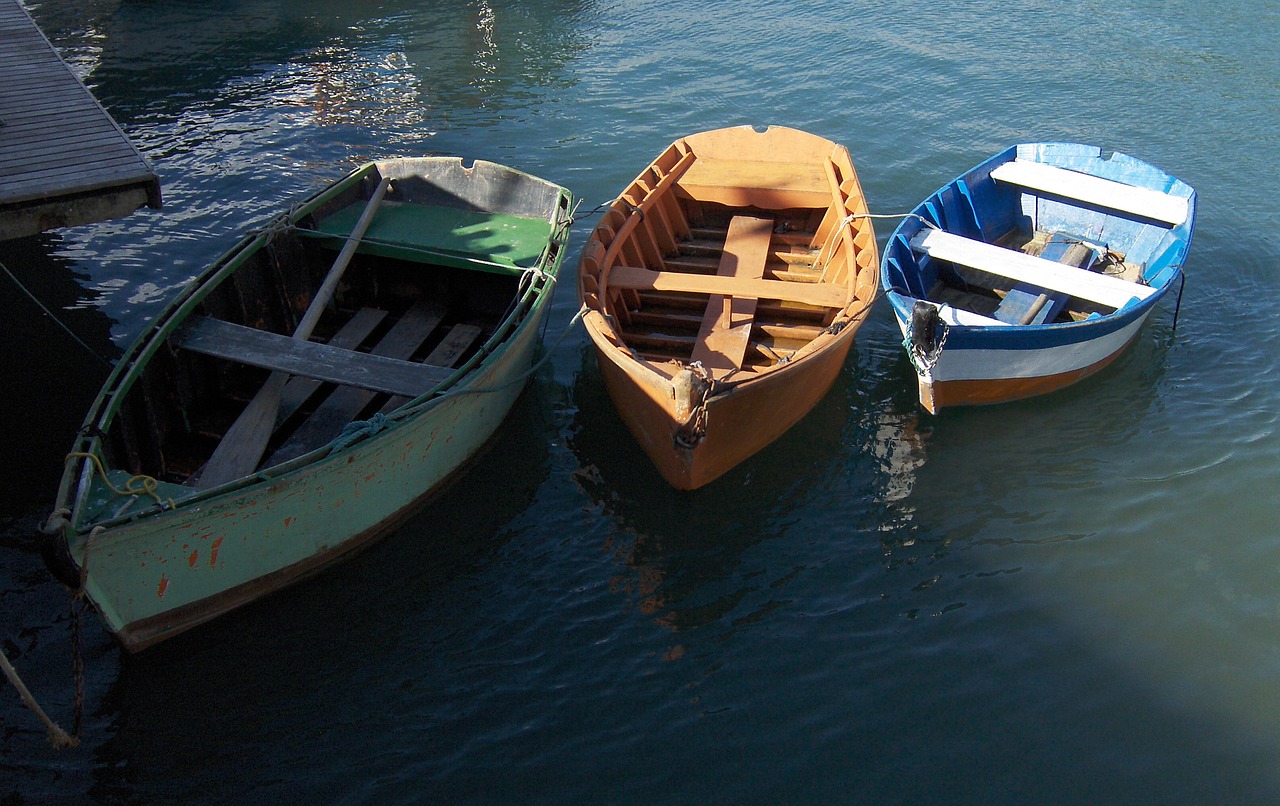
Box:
195;372;286;489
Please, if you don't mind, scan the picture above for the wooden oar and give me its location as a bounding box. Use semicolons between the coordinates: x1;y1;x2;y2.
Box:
197;176;391;489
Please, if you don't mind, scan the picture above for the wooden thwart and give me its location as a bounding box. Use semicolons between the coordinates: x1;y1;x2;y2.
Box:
676;158;830;209
194;177;390;488
909;228;1155;309
274;307;388;428
691;215;774;373
995;239;1094;325
990;160;1189;226
173;317;453;398
265;298;449;464
607;266;846;308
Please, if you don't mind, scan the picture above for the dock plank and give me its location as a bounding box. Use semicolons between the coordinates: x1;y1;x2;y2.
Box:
0;0;160;237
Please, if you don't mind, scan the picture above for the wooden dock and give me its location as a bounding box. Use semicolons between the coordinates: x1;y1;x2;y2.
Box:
0;0;160;240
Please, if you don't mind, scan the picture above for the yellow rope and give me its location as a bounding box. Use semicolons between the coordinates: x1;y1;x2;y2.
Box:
66;452;175;511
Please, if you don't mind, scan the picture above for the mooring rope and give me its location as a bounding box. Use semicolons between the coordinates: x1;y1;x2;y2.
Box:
5;497;99;748
0;258;113;370
1169;266;1186;337
0;643;79;749
331;413;390;452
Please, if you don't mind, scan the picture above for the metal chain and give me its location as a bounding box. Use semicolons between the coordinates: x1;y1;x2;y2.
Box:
70;594;85;739
673;363;714;449
905;315;948;374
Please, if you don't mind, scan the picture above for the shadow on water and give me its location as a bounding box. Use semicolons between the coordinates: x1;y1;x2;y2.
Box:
564;339;910;635
81;377;557;801
0;236;118;517
827;316;1280;802
0;236;120;800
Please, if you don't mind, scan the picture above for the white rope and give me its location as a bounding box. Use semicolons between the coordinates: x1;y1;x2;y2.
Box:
1;644;78;749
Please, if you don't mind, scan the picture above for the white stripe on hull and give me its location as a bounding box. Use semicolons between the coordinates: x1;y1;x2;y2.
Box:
892;314;1148;383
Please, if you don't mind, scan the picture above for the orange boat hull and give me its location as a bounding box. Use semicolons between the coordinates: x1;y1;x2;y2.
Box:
587;312;857;489
578;126;879;489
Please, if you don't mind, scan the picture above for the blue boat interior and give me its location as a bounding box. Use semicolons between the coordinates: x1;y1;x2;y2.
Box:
993;233;1096;326
882;144;1194;327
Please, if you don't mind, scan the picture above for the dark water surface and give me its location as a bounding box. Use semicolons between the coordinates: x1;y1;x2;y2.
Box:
3;0;1278;802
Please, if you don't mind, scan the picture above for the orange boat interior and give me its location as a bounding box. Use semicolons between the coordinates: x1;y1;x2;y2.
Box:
579;134;878;383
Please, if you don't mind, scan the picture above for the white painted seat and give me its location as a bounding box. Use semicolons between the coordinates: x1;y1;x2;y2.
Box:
925;301;1009;328
909;228;1156;310
990;159;1189;227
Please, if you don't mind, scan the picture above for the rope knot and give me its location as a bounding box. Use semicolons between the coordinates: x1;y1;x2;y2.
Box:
331;413;390;453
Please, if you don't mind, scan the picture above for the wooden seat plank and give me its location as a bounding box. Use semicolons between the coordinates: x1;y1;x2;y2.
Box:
994;237;1095;325
172;312;452;399
607;265;847;309
266;298;448;464
422;323;483;367
690;215;773;374
909;228;1155;309
676;158;829;209
274;307;387;427
990;160;1189;226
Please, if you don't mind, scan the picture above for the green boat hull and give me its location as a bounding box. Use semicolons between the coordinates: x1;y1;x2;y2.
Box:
43;158;572;650
78;317;541;650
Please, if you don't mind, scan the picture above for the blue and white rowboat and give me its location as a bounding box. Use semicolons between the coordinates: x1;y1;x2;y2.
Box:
880;143;1196;413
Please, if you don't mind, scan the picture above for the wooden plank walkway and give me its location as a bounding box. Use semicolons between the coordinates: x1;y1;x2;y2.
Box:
0;0;161;239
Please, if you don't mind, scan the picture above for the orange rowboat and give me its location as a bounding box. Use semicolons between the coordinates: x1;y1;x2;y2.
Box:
578;126;879;489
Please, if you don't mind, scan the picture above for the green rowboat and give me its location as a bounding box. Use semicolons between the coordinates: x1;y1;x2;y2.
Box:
40;158;573;651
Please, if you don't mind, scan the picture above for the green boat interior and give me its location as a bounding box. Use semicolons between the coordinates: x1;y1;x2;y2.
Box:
305;202;556;272
85;198;552;520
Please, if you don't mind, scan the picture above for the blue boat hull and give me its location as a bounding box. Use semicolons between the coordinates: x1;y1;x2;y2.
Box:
880;143;1196;412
